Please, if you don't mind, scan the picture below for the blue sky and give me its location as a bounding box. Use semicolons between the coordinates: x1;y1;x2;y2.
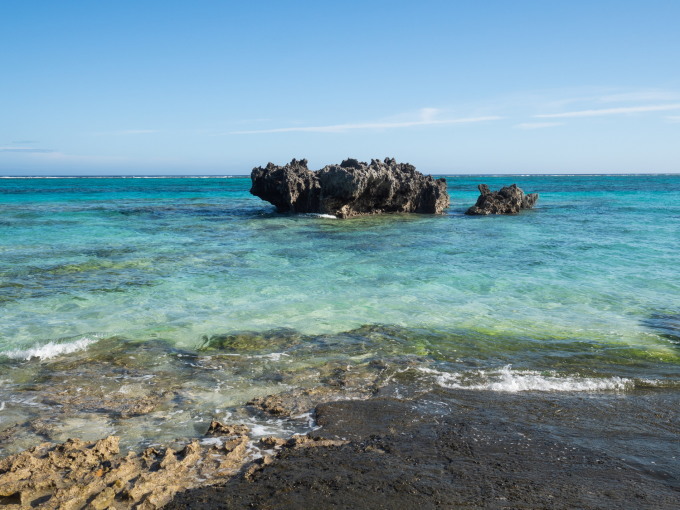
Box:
1;0;679;175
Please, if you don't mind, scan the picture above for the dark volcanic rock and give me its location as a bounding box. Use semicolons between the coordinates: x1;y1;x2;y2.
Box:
250;158;450;218
167;390;680;510
466;183;538;215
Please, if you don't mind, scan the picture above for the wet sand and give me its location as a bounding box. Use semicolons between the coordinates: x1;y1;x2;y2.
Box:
168;388;679;509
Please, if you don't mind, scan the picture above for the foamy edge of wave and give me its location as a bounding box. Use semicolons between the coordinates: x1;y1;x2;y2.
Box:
418;365;635;393
3;336;99;361
302;213;337;219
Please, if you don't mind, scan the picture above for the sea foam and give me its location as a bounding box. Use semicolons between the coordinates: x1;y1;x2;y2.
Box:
419;365;635;393
3;336;99;361
302;213;337;219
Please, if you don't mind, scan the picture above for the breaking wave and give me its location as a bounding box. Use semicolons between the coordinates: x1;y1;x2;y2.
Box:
419;365;636;392
2;336;99;361
302;213;338;219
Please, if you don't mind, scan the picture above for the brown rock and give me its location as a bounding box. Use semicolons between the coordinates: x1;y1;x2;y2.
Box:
259;436;288;449
247;385;372;418
0;432;250;509
205;420;249;437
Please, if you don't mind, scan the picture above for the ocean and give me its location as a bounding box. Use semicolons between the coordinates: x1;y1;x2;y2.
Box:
0;175;678;461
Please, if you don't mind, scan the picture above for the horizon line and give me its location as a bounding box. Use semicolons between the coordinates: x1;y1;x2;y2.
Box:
2;172;679;179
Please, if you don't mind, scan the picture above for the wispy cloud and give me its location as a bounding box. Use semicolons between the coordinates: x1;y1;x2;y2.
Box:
537;88;680;110
92;129;159;136
514;122;563;130
418;107;441;122
36;152;130;164
535;103;680;118
666;115;680;123
0;147;55;153
0;145;128;163
598;91;680;103
120;129;158;135
231;108;502;134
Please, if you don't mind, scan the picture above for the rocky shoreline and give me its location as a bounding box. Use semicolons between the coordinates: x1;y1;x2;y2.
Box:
2;328;676;509
3;386;678;509
0;433;249;509
171;389;680;510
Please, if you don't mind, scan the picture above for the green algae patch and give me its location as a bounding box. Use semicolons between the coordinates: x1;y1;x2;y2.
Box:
199;328;303;354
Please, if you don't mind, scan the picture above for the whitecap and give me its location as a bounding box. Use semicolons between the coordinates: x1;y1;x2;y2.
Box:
302;213;337;219
418;365;635;393
2;336;99;361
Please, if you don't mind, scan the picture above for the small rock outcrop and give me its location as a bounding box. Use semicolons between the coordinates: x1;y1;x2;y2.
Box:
465;184;538;215
250;158;449;218
0;430;250;510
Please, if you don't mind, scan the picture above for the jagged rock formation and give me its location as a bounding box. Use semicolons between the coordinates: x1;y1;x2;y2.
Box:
250;158;450;218
465;184;538;215
0;426;251;510
0;424;349;510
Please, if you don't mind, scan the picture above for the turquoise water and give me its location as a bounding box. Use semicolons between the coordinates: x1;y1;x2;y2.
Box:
0;175;679;454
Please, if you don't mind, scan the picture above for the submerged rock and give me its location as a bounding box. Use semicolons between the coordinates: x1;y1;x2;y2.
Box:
643;312;680;343
246;355;400;418
465;183;538;215
247;384;370;418
199;328;303;354
250;158;450;218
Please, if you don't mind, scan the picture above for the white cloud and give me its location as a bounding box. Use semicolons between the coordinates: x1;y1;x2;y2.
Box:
537;89;680;109
514;122;563;130
418;107;441;122
535;103;680;118
230;111;502;134
666;115;680;123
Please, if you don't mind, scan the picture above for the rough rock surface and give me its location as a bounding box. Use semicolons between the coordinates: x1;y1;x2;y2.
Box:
168;390;680;510
0;424;251;510
466;183;538;215
250;158;450;218
248;384;371;418
205;420;250;437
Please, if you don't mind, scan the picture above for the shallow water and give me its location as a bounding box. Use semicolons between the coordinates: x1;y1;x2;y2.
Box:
0;175;679;456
